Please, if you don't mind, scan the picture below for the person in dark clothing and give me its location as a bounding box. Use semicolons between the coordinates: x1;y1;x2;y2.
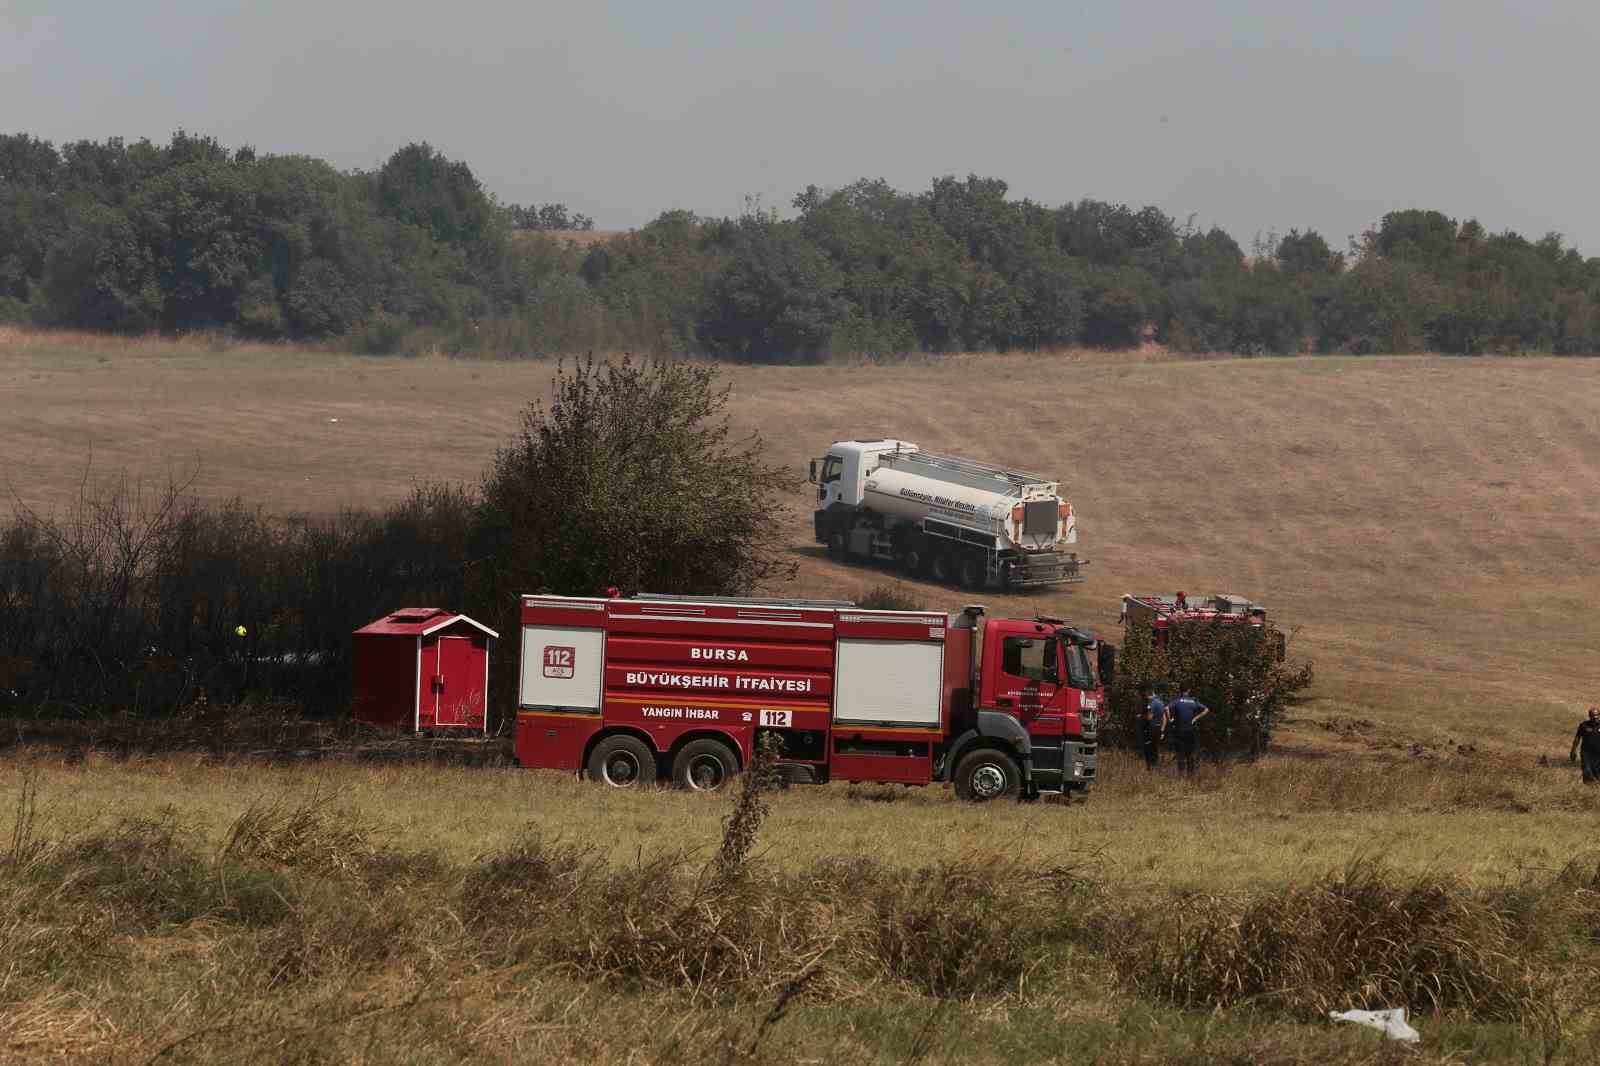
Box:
1140;685;1167;770
1572;707;1600;784
1166;688;1211;776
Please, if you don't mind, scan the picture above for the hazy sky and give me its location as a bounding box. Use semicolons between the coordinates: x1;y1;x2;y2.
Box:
6;0;1598;254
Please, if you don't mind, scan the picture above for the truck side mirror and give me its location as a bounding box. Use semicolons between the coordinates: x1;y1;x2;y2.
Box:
1098;643;1116;690
808;459;817;484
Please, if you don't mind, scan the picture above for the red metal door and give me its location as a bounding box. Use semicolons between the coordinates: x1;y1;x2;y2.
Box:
993;633;1061;718
993;631;1068;744
416;638;438;729
434;636;483;728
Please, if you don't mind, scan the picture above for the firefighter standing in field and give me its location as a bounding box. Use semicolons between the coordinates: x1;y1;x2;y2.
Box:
1166;687;1211;776
1572;707;1600;784
1140;685;1167;770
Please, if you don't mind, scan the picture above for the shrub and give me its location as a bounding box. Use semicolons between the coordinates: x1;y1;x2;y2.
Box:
0;473;475;716
857;857;1092;997
20;812;291;929
476;353;797;603
853;583;926;612
221;794;389;883
1109;860;1559;1020
1108;613;1313;759
344;309;411;355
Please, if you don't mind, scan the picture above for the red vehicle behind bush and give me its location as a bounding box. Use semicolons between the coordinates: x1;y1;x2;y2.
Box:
1120;591;1283;657
514;592;1109;802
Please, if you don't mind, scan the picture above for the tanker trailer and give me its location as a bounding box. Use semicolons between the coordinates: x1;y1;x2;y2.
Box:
808;439;1084;589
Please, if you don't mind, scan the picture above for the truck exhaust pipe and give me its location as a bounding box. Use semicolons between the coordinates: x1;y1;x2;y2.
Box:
955;604;987;694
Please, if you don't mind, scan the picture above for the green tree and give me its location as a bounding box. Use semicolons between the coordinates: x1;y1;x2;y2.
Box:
1081;264;1159;347
1374;209;1460;272
502;201;594;231
793;178;974;352
372;142;497;253
1316;258;1442;354
1275;229;1342;279
0;134;66;311
1230;264;1312;355
474;353;798;618
700;209;847;361
920;176;1085;349
40;202;163;330
582;210;723;353
122;157;261;330
1056;199;1178;271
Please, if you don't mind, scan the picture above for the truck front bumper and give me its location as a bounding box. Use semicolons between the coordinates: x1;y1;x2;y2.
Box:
1003;552;1085;587
1063;739;1097;790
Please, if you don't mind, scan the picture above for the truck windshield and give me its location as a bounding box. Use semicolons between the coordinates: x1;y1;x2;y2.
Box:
820;456;843;484
1064;641;1098;690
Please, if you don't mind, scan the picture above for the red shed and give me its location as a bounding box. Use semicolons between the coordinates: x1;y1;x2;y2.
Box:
352;608;498;734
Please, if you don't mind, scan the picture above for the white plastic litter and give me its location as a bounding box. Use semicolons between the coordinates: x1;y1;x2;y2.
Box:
1328;1007;1420;1043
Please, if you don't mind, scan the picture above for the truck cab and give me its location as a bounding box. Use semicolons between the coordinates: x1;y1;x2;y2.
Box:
942;606;1104;799
811;439;912;521
978;616;1102;795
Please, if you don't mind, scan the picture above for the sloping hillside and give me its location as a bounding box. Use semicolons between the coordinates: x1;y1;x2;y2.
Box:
5;337;1597;745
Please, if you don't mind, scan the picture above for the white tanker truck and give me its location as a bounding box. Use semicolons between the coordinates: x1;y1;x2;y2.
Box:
809;439;1084;589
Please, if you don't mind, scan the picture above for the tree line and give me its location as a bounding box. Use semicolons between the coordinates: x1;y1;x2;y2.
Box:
3;131;1598;358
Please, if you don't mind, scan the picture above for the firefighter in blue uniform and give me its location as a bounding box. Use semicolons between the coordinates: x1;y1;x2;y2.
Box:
1165;687;1211;776
1139;685;1166;770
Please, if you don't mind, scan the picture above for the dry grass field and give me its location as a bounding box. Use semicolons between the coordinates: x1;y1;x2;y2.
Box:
4;328;1600;1063
4;747;1593;893
2;748;1598;1064
4;327;1597;747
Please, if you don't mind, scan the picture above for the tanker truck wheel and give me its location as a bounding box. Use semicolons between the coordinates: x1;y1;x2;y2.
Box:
588;735;657;789
899;543;926;575
672;738;739;792
928;551;954;584
957;553;986;590
826;530;849;562
952;748;1022;802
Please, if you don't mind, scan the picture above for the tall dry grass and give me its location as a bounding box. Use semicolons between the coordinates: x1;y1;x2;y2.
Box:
3;763;1598;1063
1112;856;1597;1018
0;323;318;358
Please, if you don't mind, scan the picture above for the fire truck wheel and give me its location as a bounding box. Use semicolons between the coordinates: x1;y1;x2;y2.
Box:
587;735;658;789
672;738;739;792
952;748;1022;802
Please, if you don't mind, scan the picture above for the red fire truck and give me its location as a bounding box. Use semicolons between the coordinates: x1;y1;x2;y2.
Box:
1120;591;1281;656
514;592;1108;802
